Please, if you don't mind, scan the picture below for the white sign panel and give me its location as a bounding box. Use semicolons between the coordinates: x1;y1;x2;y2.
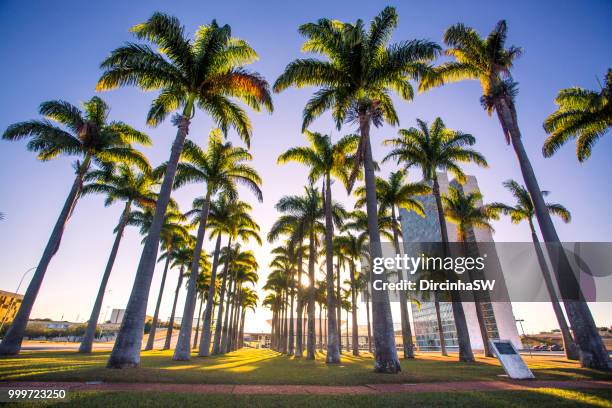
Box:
489;339;535;380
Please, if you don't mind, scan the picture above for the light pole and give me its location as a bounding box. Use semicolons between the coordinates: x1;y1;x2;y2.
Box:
516;318;532;358
0;266;36;334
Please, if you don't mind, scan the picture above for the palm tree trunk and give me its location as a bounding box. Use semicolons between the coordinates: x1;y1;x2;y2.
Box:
529;222;579;360
434;293;448;356
239;309;246;348
212;238;232;354
173;190;211;361
163;265;184;350
79;201;130;353
432;176;474;362
318;303;323;351
346;308;349;349
307;230;316;360
391;206;415;359
231;288;241;351
270;308;277;351
145;250;172;351
221;274;235;354
359;113;400;373
497;97;609;369
349;262;360;356
198;233;223;356
0;156;90;356
234;301;242;351
366;290;372;353
336;262;342;353
107;116;190;368
288;266;295;356
295;246;304;358
193;295;204;349
324;175;341;363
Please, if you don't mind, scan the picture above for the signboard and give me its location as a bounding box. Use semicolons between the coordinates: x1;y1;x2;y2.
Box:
489;339;535;380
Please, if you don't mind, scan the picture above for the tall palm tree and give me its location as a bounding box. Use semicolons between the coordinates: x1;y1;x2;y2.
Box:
238;288;258;348
274;7;439;373
210;217;261;355
163;243;194;350
419;20;609;369
334;233;368;356
98;13;272;368
274;187;344;359
229;266;258;351
268;216;307;357
278;131;358;363
269;245;297;354
170;129;262;360
355;170;429;359
191;256;212;349
123;207;189;351
442;186;499;357
198;195;259;356
145;224;191;351
543;68;611;162
384;117;487;362
1;97;149;355
219;248;258;353
489;180;579;360
79;164;157;353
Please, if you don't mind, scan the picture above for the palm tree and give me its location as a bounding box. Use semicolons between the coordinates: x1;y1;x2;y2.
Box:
238;288;258;348
198;195;259;356
191;256;212;349
384;117;487;362
170;129;262;360
220;248;258;353
268;217;308;357
543;68;611;162
98;13;272;368
229;266;258;351
334;233;368;356
211;223;259;354
355;170;428;358
145;227;191;351
126;208;189;351
269;244;297;354
419;20;609;369
1;97;150;355
274;7;439;373
490;180;579;360
163;243;194;350
274;187;344;359
442;186;499;357
79;164;157;353
278;131;358;363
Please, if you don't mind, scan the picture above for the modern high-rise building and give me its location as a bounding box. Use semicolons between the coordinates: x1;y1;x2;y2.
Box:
399;173;522;351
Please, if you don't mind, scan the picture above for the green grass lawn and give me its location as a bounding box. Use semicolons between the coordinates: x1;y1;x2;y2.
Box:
0;348;610;385
5;389;612;408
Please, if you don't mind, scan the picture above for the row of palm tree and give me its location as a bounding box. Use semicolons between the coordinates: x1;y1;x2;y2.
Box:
2;8;609;372
271;7;609;370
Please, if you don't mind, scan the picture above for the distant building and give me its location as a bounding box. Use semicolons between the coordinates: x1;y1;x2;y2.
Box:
0;290;24;326
399;173;522;351
109;309;153;325
109;309;125;324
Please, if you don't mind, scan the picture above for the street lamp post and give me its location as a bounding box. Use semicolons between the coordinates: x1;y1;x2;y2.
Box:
516;318;532;358
0;266;36;334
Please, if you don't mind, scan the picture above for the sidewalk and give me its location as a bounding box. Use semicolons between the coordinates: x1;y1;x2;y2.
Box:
1;380;609;395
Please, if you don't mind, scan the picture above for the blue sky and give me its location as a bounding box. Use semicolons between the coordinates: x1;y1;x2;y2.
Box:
0;0;610;334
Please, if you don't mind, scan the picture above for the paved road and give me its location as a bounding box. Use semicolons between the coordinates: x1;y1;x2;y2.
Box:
20;328;181;351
